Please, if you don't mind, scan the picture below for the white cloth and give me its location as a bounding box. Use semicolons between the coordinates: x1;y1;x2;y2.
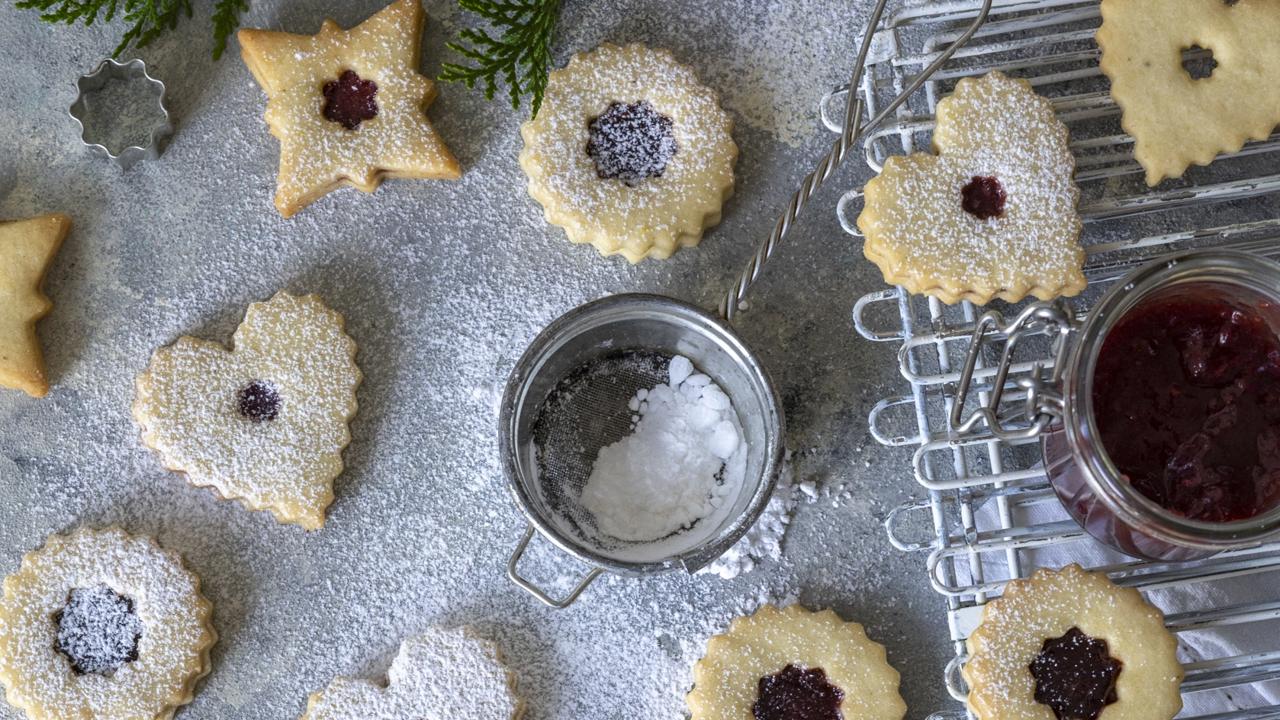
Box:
975;494;1280;715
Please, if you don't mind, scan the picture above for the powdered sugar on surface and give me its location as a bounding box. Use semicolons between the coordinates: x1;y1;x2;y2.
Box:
581;355;746;543
0;0;957;718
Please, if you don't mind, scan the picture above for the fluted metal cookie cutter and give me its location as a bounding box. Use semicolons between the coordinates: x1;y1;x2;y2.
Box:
70;58;173;170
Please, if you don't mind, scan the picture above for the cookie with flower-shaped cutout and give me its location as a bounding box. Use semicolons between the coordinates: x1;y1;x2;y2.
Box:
133;291;362;530
520;43;737;262
300;626;523;720
238;0;460;218
687;605;906;720
1098;0;1280;185
0;527;216;720
0;213;70;398
963;564;1182;720
857;71;1086;305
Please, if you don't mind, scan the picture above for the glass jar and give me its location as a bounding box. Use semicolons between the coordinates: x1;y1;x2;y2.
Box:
1040;250;1280;562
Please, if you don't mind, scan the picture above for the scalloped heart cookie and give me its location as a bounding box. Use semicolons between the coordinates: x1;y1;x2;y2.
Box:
133;292;361;530
300;627;523;720
1098;0;1280;185
857;72;1086;305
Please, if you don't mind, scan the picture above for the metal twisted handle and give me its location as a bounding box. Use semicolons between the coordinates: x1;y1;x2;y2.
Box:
719;0;995;322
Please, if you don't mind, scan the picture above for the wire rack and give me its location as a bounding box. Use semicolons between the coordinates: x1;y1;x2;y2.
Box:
828;1;1280;717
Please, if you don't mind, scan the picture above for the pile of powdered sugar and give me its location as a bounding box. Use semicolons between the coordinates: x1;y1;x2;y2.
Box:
580;356;746;543
699;451;795;580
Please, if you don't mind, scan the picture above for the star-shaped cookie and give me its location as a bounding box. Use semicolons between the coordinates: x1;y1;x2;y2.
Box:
238;0;460;218
0;214;70;398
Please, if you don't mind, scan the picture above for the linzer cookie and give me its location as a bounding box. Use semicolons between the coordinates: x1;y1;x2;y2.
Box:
520;43;737;262
687;605;906;720
0;528;216;720
133;292;362;530
0;214;70;398
964;564;1183;720
238;0;460;218
1098;0;1280;185
857;71;1085;305
300;626;523;720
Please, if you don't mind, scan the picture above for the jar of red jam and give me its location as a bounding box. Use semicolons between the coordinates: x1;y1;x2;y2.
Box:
1041;250;1280;561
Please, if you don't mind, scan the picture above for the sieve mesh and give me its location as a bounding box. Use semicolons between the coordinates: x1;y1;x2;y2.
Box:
530;349;673;546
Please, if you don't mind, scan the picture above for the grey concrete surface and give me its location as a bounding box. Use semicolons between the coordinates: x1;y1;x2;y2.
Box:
0;1;955;717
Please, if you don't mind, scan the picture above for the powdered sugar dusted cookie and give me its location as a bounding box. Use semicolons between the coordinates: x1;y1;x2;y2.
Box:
688;605;906;720
520;43;737;262
1098;0;1280;185
964;564;1182;720
857;71;1085;305
133;291;362;530
0;213;70;398
0;528;216;720
301;626;523;720
238;0;461;218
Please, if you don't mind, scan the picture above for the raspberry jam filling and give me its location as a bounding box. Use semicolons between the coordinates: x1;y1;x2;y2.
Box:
238;380;281;422
753;664;844;720
961;175;1007;220
55;585;143;676
1092;291;1280;522
586;101;677;185
323;69;379;130
1028;627;1122;720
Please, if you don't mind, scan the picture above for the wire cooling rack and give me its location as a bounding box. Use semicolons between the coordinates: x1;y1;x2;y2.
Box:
828;1;1280;717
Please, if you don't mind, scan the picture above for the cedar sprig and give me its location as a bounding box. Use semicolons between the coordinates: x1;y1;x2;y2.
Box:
14;0;249;59
440;0;562;118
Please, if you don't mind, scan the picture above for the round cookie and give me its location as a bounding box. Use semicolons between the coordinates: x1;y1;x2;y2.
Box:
964;564;1183;720
687;604;906;720
519;43;737;262
856;71;1086;305
300;626;523;719
133;291;362;530
0;528;216;720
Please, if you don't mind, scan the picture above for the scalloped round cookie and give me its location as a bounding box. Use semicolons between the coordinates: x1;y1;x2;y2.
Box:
133;291;362;530
687;604;906;720
519;43;737;262
300;626;523;719
964;564;1183;720
857;71;1086;305
0;528;216;720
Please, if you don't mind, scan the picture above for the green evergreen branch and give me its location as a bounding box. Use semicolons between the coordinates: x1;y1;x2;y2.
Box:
440;0;562;118
14;0;247;59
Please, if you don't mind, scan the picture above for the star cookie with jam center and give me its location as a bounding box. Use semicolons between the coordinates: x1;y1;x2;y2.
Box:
238;0;460;218
0;213;70;398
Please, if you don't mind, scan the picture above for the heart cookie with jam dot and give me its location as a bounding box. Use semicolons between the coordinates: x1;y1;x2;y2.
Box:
857;71;1086;306
1098;0;1280;185
133;291;361;530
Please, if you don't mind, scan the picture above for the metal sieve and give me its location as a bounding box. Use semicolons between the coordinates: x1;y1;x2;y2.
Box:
501;295;784;607
500;0;987;607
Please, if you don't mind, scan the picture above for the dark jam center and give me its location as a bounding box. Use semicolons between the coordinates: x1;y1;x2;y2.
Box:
322;70;379;130
586;101;677;185
961;175;1007;220
752;664;844;720
238;380;281;422
1029;627;1122;720
1092;291;1280;522
55;585;143;676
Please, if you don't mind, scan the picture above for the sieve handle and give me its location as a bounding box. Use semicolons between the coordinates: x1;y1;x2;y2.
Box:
507;526;603;609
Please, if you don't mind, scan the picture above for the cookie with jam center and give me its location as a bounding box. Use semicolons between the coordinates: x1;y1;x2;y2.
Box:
520;43;737;262
687;604;906;720
964;564;1183;720
133;291;362;530
238;0;460;218
0;528;216;720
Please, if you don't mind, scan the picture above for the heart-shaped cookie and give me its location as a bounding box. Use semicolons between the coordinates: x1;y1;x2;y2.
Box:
133;292;361;530
857;71;1086;306
1098;0;1280;185
300;627;523;720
